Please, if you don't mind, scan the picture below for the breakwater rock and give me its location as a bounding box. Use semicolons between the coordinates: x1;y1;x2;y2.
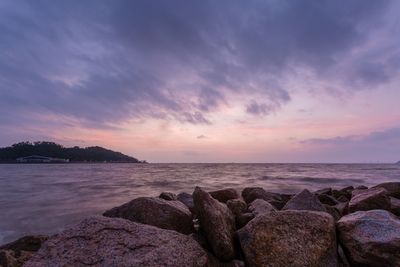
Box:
1;182;400;267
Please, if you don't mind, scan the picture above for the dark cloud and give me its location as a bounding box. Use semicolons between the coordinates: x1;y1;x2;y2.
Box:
197;135;207;139
0;0;396;131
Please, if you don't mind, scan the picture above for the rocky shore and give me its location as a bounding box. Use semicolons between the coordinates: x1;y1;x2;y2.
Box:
1;182;400;267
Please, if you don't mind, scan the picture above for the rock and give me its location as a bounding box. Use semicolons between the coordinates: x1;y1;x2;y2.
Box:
0;235;47;267
324;205;341;221
355;185;368;190
241;187;288;209
390;197;400;216
333;186;353;201
103;197;193;234
318;194;339;206
315;187;332;195
24;216;211;267
236;213;255;229
348;187;391;213
193;187;236;261
373;182;400;198
237;210;337;267
282;189;327;212
226;199;247;217
336;195;349;203
248;199;276;217
334;202;349;216
209;188;240;203
337;245;350;267
337;210;400;266
159;192;177;201
177;192;195;212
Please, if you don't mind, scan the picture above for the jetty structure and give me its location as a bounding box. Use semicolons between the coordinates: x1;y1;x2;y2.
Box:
16;155;70;163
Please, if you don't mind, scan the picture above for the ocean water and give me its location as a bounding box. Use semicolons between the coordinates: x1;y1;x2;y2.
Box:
0;163;399;245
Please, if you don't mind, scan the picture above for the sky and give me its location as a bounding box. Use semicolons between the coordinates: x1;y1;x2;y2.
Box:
0;0;400;163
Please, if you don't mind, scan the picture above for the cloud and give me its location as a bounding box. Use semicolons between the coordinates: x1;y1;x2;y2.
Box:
0;0;397;132
197;135;207;139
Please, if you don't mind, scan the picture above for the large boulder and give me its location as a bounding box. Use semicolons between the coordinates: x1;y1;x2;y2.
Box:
226;199;247;217
337;210;400;266
209;188;240;203
24;216;211;267
237;210;337;267
193;187;236;261
373;182;400;198
248;199;276;217
103;197;193;234
282;189;327;212
348;187;391;213
0;235;47;267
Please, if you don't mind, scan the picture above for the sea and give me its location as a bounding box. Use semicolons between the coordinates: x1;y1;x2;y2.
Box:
0;163;399;245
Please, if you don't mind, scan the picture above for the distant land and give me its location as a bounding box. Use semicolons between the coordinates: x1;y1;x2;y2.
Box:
0;141;145;163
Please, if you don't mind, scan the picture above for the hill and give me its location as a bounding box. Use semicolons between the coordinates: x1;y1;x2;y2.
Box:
0;141;145;163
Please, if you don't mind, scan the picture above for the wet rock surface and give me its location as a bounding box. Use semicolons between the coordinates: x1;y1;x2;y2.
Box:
238;210;337;267
337;210;400;267
24;216;210;267
103;196;193;234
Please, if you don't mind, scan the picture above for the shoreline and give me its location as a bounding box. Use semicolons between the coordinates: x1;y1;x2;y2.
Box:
1;182;400;266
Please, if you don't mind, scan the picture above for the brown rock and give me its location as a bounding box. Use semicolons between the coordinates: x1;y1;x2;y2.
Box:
348;187;391;213
333;186;353;201
24;216;211;267
334;201;349;216
390;197;400;216
248;199;276;217
373;182;400;198
159;192;177;201
193;187;236;261
337;210;400;266
226;199;247;217
237;210;337;267
209;188;240;203
0;235;47;267
103;197;193;234
236;213;255;229
282;189;327;212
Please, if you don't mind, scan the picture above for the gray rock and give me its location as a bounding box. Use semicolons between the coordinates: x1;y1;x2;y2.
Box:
159;192;177;201
237;210;337;267
373;182;400;198
24;216;211;267
337;210;400;266
248;199;276;217
103;197;193;234
241;187;280;204
348;187;391;213
282;189;327;212
193;187;236;261
209;188;240;203
177;192;195;212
